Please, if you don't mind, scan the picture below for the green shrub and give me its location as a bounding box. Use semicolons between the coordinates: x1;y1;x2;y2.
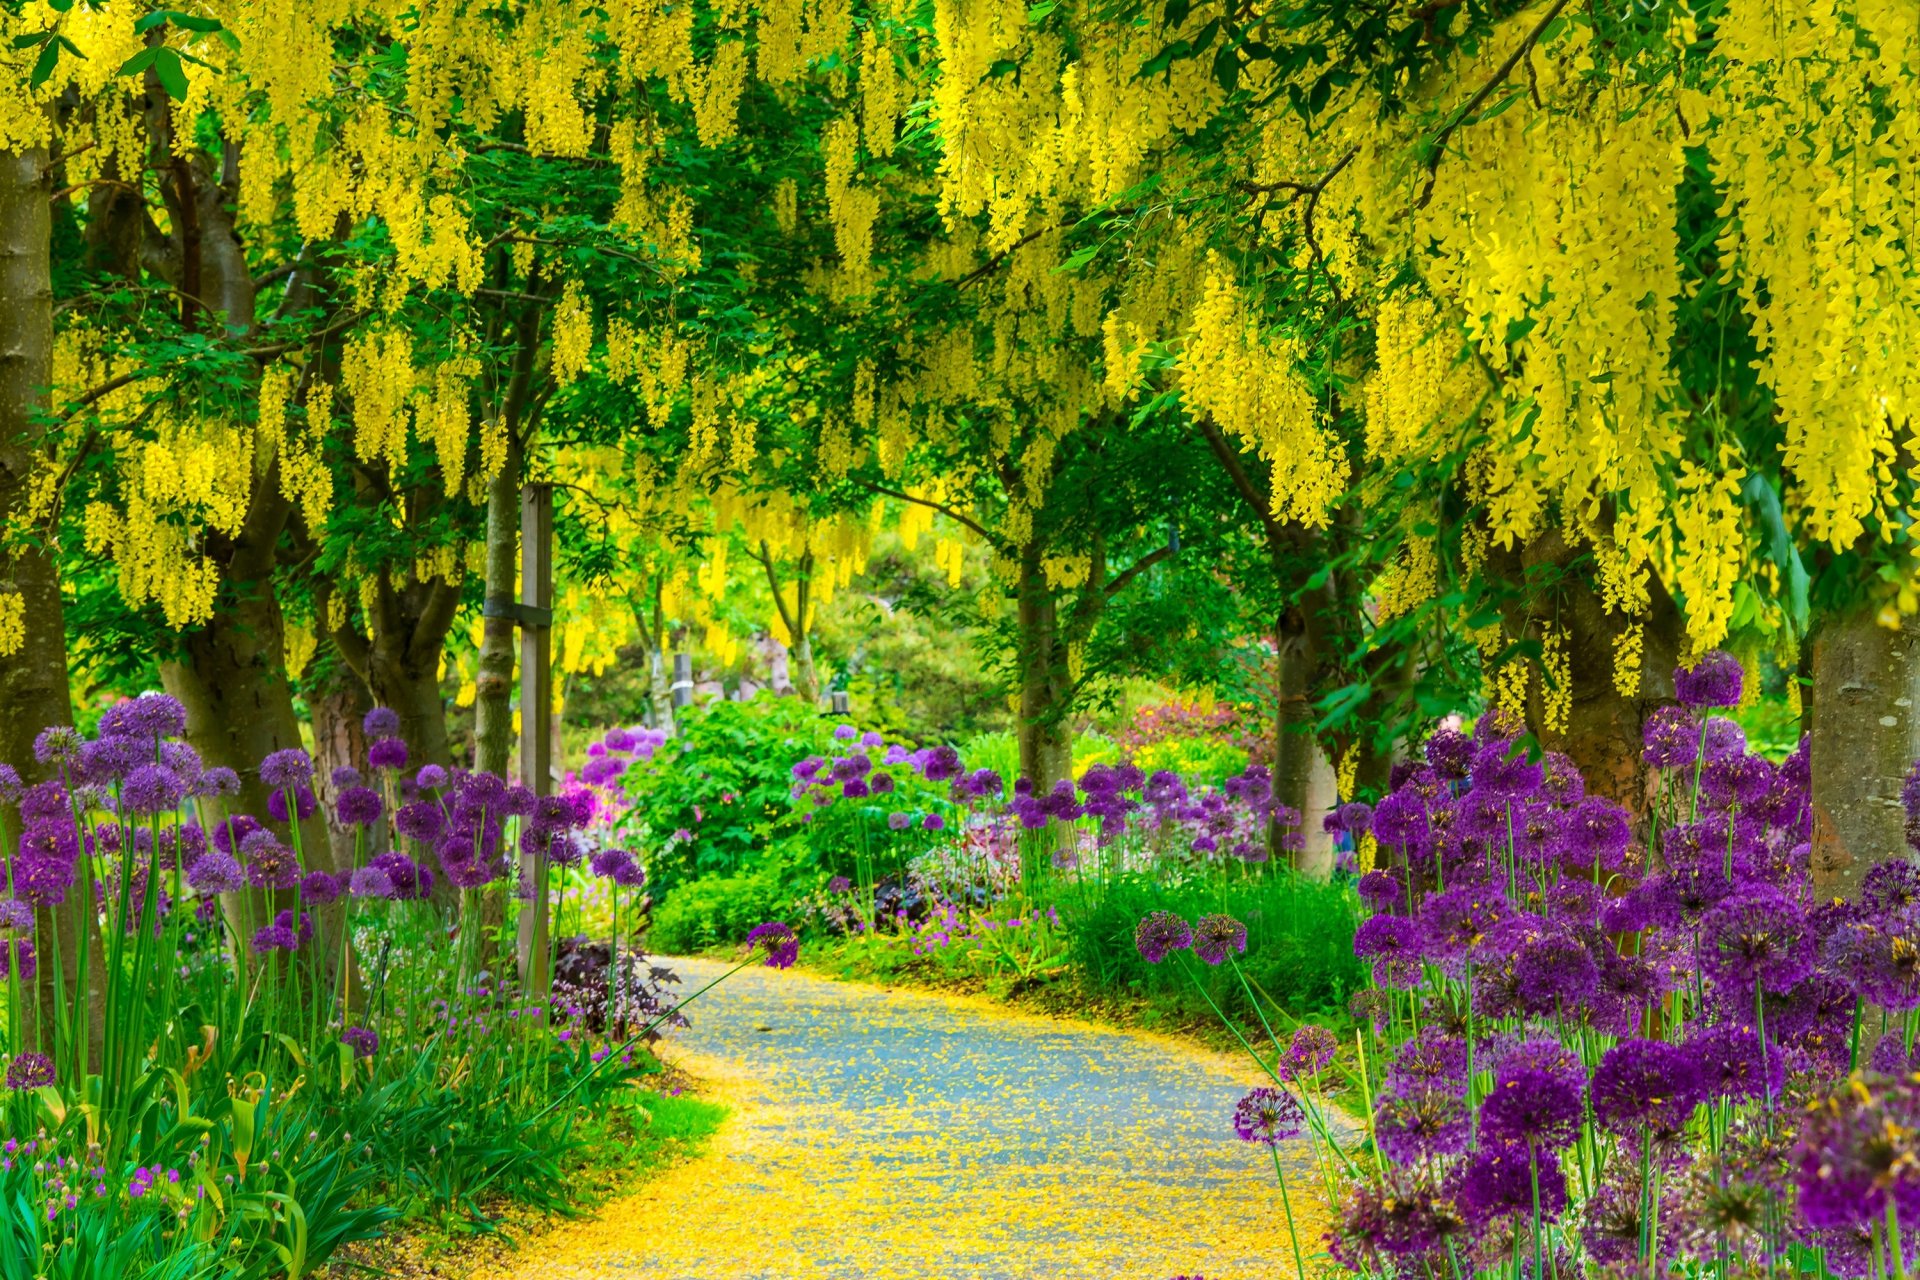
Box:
622;698;837;895
1061;871;1364;1023
649;864;794;952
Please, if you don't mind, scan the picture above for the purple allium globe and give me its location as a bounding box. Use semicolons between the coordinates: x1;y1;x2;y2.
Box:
1794;1073;1920;1231
1191;913;1248;966
1134;911;1192;964
1369;789;1430;850
1512;932;1599;1014
186;853;245;897
745;921;799;969
886;811;910;830
1283;1025;1339;1079
1356;869;1403;912
921;813;944;831
301;870;344;904
1642;705;1701;769
240;833;301;890
1675;648;1743;708
267;786;316;823
1231;1086;1305;1145
362;707;402;739
415;764;447;790
119;764;187;815
396;800;446;844
32;725;82;766
1478;1039;1584;1149
5;1051;54;1091
1589;1038;1701;1136
1374;1088;1469;1164
1459;1142;1569;1229
193;766;241;798
826;875;852;894
1701;887;1814;994
367;737;408;771
259;748;313;790
331;765;363;789
349;866;395;900
342;1025;380;1058
335;786;383;827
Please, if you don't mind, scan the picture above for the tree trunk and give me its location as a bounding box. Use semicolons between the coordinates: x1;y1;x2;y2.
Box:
310;666;375;873
474;435;523;779
0;145;104;1060
161;524;343;953
1492;527;1684;820
1014;543;1074;791
1810;603;1920;900
1270;611;1322;866
649;648;675;734
792;633;820;705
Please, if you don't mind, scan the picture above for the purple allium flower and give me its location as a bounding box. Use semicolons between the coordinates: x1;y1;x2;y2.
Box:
922;813;944;831
1539;751;1584;805
0;899;31;937
1794;1073;1920;1230
1;939;34;981
80;734;145;782
1560;797;1631;871
1134;911;1193;963
832;724;857;742
1513;932;1599;1015
194;766;241;798
1328;1170;1472;1272
32;726;82;767
919;745;962;783
1478;1039;1584;1149
1374;1088;1470;1164
251;920;299;953
0;765;21;807
1459;1142;1569;1229
342;1025;379;1058
1468;743;1543;798
1701;888;1813;994
1356;869;1403;913
842;779;870;799
1353;913;1422;961
1582;1173;1677;1266
1826;917;1920;1010
1642;705;1701;769
1675;649;1743;708
1369;789;1430;852
259;748;313;790
1231;1086;1305;1144
1336;801;1374;835
503;785;535;817
1191;913;1248;966
5;1052;54;1091
240;831;300;890
827;875;852;894
335;786;383;827
363;707;402;739
1590;1038;1701;1136
119;764;186;814
186;853;245;896
886;811;910;831
1702;716;1746;764
745;921;798;969
1865;861;1920;915
791;756;826;782
415;763;448;790
266;786;316;823
1284;1025;1339;1079
1686;1024;1783;1103
301;870;343;904
349;866;395;899
331;766;363;789
395;800;445;844
1418;886;1507;964
1870;1034;1920;1076
367;738;408;772
1423;728;1474;779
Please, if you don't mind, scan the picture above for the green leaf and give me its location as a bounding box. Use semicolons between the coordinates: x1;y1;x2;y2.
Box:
11;33;48;49
118;47;158;77
987;57;1020;77
153;47;189;99
1212;46;1239;93
1164;0;1190;27
28;40;58;88
1026;0;1055;22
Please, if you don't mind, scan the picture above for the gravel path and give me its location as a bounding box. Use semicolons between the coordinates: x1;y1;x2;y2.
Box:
480;956;1337;1280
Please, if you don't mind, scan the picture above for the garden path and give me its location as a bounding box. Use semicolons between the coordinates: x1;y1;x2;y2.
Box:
483;956;1337;1280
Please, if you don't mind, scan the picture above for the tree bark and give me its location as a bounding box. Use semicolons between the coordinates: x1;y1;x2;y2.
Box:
1014;541;1074;791
1485;527;1683;820
310;665;375;873
0;145;104;1059
1809;603;1920;901
474;434;524;778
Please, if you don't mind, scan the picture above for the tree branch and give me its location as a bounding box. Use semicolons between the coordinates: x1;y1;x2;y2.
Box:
853;478;996;543
1415;0;1571;209
1104;542;1174;600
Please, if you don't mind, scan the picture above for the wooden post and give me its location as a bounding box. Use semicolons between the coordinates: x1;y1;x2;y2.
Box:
515;483;555;998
